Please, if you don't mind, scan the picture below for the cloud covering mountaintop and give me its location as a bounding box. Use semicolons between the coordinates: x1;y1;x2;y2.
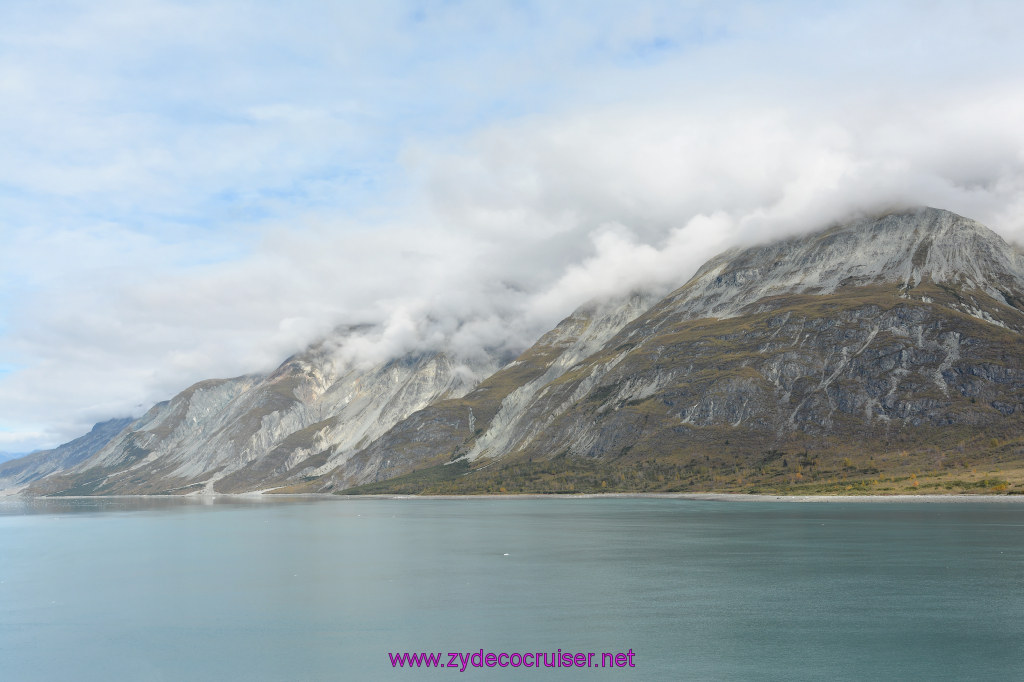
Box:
2;1;1024;451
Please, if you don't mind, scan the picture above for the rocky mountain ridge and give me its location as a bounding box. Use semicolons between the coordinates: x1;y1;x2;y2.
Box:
664;208;1024;320
26;334;503;495
321;208;1024;494
13;207;1024;496
0;418;134;493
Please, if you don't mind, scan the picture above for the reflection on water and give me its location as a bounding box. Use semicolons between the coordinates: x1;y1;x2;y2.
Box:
0;494;336;516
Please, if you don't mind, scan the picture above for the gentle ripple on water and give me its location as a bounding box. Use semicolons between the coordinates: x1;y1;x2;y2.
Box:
1;496;1022;680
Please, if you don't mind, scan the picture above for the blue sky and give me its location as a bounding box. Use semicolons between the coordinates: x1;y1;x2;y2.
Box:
3;0;1024;452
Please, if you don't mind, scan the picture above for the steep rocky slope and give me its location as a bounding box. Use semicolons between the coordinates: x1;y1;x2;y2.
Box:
664;207;1024;319
0;418;133;494
16;207;1024;496
330;208;1024;494
505;208;1024;459
312;292;657;490
27;332;502;495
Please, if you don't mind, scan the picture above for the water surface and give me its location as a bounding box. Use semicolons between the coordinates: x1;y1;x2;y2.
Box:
1;496;1022;680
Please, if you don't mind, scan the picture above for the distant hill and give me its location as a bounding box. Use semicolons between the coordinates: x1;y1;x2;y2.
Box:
0;418;133;493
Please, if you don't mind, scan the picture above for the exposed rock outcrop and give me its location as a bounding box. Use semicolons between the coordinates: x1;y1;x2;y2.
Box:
16;207;1024;495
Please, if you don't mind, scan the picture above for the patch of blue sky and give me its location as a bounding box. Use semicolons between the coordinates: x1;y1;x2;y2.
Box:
0;180;37;199
624;18;731;61
202;161;391;219
206;189;278;219
144;102;262;129
628;35;680;59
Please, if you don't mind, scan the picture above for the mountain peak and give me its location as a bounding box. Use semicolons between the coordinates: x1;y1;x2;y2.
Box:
12;208;1024;497
667;207;1024;320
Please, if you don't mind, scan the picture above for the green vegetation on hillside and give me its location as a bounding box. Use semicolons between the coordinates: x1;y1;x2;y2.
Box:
337;437;1024;496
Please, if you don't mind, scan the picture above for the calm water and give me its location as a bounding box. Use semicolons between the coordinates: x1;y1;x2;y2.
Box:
1;496;1022;681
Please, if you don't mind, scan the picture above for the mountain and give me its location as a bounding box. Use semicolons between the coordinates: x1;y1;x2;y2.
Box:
325;207;1024;495
16;207;1024;496
311;291;658;491
489;209;1024;476
26;329;505;496
0;418;134;494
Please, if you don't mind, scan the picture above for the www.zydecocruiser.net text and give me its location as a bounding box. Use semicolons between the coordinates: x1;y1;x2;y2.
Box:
389;649;637;671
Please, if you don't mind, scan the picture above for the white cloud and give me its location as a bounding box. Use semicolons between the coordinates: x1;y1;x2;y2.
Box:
2;1;1024;450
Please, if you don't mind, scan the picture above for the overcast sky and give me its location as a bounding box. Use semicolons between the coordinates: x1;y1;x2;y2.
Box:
2;0;1024;452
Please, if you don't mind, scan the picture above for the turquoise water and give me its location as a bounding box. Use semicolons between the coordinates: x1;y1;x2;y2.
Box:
1;496;1022;680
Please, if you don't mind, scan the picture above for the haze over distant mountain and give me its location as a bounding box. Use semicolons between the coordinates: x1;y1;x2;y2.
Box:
0;418;133;494
13;207;1024;497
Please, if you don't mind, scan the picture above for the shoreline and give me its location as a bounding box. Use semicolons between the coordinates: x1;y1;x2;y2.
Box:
7;491;1024;503
340;492;1024;503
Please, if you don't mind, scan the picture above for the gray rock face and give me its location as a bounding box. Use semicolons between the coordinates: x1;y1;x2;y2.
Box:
317;292;657;490
498;209;1024;465
667;207;1024;320
0;418;133;493
17;207;1024;495
319;207;1024;488
25;330;502;495
508;288;1023;464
